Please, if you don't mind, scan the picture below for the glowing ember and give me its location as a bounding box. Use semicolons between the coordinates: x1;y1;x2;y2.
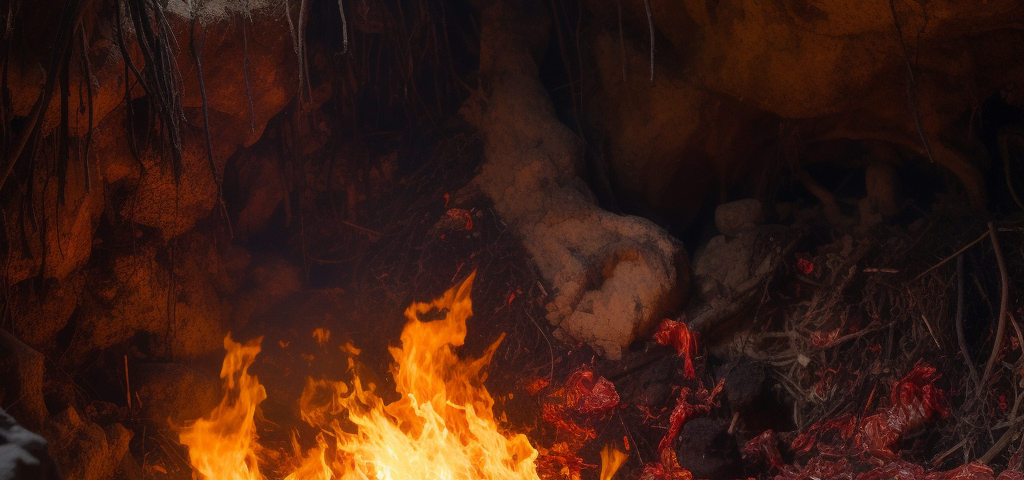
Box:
177;272;541;480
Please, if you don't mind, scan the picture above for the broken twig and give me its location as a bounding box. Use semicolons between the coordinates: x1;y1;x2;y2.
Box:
912;230;989;282
979;222;1009;389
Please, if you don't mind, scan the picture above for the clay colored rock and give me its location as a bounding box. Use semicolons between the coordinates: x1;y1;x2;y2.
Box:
72;234;230;362
133;363;221;426
688;225;798;335
468;3;687;360
44;408;131;480
715;199;764;236
10;273;85;355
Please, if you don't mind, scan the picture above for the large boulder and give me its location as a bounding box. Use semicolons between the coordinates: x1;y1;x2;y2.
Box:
71;232;231;362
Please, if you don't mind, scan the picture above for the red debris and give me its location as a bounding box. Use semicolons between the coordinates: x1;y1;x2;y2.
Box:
796;255;815;275
776;459;1006;480
857;363;948;459
639;449;694;480
929;463;995;480
790;414;858;455
537;442;595;480
565;368;620;415
653;318;698;378
525;377;549;395
788;364;947;461
997;470;1024;480
742;430;785;471
853;461;994;480
777;456;854;480
854;460;925;480
658;380;724;453
541;403;596;441
446;208;473;230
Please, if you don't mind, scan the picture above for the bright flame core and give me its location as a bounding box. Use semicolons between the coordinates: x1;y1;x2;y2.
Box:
178;272;541;480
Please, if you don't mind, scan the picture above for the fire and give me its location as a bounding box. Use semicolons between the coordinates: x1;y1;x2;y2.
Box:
178;336;266;480
178;272;541;480
598;445;627;480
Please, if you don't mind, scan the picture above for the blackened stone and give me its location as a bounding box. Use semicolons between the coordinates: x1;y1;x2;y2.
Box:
721;357;769;414
675;417;742;480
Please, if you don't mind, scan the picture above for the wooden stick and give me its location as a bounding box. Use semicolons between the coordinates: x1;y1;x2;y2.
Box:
912;230;989;283
955;256;980;386
980;222;1010;389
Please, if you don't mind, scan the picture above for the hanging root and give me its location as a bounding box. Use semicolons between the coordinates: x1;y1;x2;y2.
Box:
643;0;654;83
189;16;234;240
123;0;185;177
284;0;311;106
0;0;89;191
888;0;936;165
77;24;94;192
241;12;256;132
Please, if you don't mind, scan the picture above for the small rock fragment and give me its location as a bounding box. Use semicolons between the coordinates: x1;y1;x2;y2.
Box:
715;199;764;237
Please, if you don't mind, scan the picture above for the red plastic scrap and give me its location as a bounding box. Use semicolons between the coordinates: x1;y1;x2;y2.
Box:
777;459;1003;480
928;463;995;480
565;368;620;415
997;470;1024;480
853;461;994;480
857;363;948;458
776;456;854;480
639;449;694;480
541;403;596;441
790;364;947;460
658;380;724;453
537;442;596;480
855;460;926;480
789;414;858;455
653;318;698;378
742;429;785;471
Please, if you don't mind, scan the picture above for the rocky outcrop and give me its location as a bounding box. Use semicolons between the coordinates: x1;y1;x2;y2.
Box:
4;0;298;283
70;232;235;362
581;0;1024;221
44;408;131;480
0;337;131;480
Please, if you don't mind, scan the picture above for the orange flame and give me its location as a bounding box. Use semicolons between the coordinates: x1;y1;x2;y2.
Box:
598;445;628;480
178;336;266;480
178;272;541;480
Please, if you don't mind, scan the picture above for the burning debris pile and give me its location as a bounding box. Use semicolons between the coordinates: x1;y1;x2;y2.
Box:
157;201;1024;480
